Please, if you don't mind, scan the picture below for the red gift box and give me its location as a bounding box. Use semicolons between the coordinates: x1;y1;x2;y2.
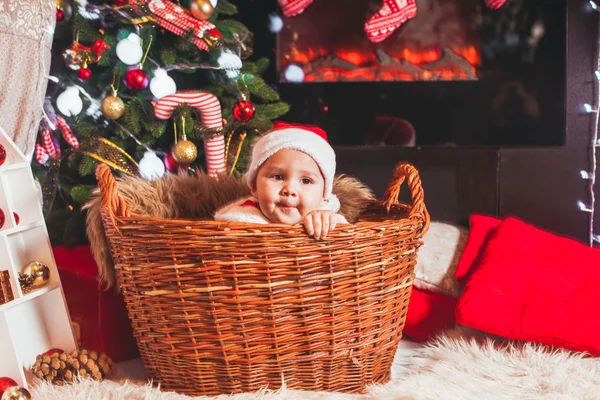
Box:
53;245;139;361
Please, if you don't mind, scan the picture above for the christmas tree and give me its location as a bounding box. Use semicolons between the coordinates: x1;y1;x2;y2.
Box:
35;0;288;245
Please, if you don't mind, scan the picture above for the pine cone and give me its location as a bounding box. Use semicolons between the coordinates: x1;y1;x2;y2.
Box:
31;349;116;384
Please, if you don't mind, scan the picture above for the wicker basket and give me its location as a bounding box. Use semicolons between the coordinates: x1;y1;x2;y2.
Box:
96;162;429;396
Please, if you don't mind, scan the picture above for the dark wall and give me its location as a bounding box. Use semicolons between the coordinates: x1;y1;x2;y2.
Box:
499;1;599;244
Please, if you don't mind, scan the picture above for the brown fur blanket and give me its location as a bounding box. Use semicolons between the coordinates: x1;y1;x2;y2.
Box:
85;172;375;288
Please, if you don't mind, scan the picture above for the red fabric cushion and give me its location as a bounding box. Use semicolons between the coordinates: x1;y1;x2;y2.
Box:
455;217;600;355
404;287;458;342
455;214;501;285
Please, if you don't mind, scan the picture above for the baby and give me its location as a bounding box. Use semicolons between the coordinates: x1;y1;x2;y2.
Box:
214;122;348;239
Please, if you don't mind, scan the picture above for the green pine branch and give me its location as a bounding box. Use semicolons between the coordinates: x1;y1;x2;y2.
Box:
70;185;93;205
255;103;290;120
240;74;280;102
215;0;238;15
79;156;97;176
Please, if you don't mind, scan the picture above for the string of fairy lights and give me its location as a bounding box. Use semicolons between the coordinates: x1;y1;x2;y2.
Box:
582;1;600;246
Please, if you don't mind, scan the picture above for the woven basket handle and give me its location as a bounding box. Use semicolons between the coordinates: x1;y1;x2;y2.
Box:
96;164;131;232
382;162;428;222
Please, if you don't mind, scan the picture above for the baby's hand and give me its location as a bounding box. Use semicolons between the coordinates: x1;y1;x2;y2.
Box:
303;210;338;240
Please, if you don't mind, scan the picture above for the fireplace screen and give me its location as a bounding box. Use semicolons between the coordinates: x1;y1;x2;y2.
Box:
277;0;482;82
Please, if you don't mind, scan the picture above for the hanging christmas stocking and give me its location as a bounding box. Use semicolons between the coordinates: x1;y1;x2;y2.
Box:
364;0;418;43
278;0;315;17
485;0;509;9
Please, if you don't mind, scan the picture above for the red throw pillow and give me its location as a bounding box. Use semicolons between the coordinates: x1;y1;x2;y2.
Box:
456;217;600;355
454;214;501;285
404;287;458;342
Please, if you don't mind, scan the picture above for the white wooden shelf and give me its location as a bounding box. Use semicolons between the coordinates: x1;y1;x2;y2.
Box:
0;126;76;388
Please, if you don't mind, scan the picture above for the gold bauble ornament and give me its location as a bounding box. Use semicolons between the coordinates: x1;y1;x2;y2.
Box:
101;95;125;120
1;386;31;400
189;0;214;20
171;139;198;164
22;261;50;289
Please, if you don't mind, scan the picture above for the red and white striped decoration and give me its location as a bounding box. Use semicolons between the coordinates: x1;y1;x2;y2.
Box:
35;143;49;165
56;116;79;148
40;128;58;160
485;0;509;9
278;0;314;17
154;91;225;176
129;0;214;51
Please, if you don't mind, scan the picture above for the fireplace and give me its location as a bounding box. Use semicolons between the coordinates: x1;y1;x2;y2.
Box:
277;0;482;82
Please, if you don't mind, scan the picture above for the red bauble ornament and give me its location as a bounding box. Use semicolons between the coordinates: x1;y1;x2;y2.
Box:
78;66;92;80
232;99;256;122
43;348;64;356
56;8;64;22
0;143;6;166
0;377;18;396
164;152;188;173
124;68;148;90
0;208;4;229
206;28;222;38
92;39;110;56
13;213;19;225
113;0;127;3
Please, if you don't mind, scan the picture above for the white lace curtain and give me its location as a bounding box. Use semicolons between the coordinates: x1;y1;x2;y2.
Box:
0;0;55;159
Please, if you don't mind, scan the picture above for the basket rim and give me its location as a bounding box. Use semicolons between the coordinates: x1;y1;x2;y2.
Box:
103;201;424;229
96;162;430;235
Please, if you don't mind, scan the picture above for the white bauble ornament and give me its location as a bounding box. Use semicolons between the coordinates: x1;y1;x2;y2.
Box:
217;49;242;79
269;14;283;33
284;64;305;82
150;69;177;99
139;150;166;180
116;33;144;66
209;0;217;7
56;86;83;116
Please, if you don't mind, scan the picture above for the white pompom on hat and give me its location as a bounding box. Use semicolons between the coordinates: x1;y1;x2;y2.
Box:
245;122;336;200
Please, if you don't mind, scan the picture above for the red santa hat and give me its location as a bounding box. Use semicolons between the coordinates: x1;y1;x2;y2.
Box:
245;122;336;199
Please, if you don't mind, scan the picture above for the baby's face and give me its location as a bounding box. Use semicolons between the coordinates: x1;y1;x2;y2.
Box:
251;149;325;224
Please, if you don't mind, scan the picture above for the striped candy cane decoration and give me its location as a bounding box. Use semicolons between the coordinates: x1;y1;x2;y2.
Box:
35;143;49;165
56;116;79;148
129;0;214;51
154;91;226;176
40;128;58;160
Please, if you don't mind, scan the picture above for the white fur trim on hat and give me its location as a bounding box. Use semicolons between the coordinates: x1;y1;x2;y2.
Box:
245;128;336;199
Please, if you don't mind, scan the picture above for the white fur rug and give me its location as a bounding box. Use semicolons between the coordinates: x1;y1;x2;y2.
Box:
30;328;600;400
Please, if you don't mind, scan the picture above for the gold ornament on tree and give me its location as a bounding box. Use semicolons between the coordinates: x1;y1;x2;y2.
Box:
1;386;31;400
171;117;197;164
189;0;214;20
101;79;125;120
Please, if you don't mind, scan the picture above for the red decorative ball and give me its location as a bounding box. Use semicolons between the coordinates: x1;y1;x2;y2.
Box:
78;66;92;80
0;377;18;396
13;213;19;225
56;8;64;22
0;143;6;166
92;39;110;55
164;152;188;173
0;208;4;229
232;99;256;122
113;0;127;3
124;68;148;90
43;348;63;356
206;28;222;38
